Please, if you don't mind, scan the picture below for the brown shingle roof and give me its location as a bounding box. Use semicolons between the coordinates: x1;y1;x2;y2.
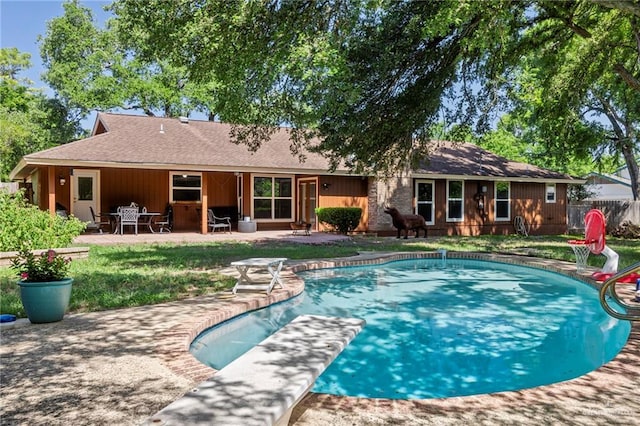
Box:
416;141;574;181
25;113;333;173
15;113;577;182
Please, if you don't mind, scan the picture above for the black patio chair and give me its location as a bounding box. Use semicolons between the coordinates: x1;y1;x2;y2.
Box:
153;205;173;233
89;206;111;234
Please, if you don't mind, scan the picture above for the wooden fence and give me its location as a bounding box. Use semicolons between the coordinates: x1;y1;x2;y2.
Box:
568;200;640;232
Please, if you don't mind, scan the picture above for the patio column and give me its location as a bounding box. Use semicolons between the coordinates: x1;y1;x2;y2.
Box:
47;166;56;218
201;173;208;234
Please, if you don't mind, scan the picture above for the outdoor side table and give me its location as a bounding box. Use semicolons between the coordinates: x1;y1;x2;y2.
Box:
230;258;287;294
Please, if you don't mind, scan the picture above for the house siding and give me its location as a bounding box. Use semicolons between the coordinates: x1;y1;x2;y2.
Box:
76;168;369;232
372;178;568;236
317;175;369;232
101;168;169;214
33;165;567;236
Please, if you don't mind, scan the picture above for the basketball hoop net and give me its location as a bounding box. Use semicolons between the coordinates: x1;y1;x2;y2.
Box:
567;240;591;273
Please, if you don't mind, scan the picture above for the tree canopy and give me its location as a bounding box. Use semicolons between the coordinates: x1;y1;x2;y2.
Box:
40;0;221;119
0;48;80;180
35;0;639;197
106;0;637;188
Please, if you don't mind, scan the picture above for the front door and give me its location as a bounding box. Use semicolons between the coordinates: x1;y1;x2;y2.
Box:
297;179;317;227
72;170;100;223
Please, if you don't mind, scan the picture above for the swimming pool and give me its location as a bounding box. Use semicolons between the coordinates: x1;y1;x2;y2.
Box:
191;258;630;399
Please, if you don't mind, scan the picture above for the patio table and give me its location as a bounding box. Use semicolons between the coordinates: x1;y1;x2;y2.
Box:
230;258;287;294
109;212;161;234
139;212;160;233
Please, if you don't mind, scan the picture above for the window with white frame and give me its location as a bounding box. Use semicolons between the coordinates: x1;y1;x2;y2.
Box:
495;181;510;221
170;172;202;202
446;180;464;222
415;180;435;224
253;176;293;220
546;183;556;203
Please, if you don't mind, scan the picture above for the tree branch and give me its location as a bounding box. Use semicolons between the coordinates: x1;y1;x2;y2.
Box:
559;16;592;38
591;0;640;18
613;63;640;93
594;94;625;141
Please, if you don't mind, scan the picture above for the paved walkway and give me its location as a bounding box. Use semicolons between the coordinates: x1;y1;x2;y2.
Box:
1;250;639;425
73;229;352;246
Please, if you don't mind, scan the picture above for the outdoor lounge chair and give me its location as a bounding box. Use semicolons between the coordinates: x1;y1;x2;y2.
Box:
208;209;232;233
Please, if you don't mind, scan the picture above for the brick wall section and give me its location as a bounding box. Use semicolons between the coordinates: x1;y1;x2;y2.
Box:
366;177;378;232
371;176;414;232
157;252;599;383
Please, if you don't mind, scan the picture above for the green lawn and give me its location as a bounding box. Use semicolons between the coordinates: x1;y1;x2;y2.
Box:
1;234;638;317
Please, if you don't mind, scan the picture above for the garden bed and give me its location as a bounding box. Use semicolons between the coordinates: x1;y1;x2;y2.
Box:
0;247;90;267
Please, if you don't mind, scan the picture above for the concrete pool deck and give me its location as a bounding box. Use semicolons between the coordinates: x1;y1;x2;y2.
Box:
1;251;639;425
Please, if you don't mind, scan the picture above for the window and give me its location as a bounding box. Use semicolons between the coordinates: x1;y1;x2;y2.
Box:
31;173;39;205
253;176;293;220
78;177;93;201
546;183;556;203
170;172;202;202
495;181;510;221
415;180;434;225
446;180;464;222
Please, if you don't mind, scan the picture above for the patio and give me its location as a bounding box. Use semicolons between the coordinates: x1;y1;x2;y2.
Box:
73;229;352;246
1;251;638;425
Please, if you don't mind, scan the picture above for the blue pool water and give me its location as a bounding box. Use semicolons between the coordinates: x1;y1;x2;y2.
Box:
191;259;630;399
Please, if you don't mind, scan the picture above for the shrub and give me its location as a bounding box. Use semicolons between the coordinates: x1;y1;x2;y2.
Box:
0;189;86;251
315;207;362;234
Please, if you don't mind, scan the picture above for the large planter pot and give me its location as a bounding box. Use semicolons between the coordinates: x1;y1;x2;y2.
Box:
18;278;73;323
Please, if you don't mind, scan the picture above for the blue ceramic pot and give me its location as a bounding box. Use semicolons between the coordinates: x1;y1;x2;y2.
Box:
18;278;73;323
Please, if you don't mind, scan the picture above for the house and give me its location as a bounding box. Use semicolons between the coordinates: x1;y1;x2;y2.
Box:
584;165;635;200
9;113;580;236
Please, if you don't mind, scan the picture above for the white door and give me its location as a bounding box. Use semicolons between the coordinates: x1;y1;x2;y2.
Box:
72;170;100;224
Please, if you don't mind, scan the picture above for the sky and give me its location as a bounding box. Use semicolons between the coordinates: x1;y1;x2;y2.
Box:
0;0;112;128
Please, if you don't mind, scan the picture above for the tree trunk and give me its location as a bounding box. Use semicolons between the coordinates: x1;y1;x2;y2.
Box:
621;140;640;201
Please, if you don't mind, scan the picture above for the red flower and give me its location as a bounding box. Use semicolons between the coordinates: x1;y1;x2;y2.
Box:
47;250;56;262
21;272;29;280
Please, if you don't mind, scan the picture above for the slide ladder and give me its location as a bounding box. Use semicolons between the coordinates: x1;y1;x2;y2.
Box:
599;262;640;321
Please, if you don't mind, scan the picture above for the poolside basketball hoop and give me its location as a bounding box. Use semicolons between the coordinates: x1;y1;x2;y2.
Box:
568;209;619;274
567;240;591;273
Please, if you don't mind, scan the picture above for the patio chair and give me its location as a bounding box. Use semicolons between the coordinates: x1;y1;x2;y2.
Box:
153;205;173;233
90;206;111;234
119;206;140;235
208;209;232;233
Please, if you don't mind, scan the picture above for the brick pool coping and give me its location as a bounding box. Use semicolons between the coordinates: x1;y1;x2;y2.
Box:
156;251;640;423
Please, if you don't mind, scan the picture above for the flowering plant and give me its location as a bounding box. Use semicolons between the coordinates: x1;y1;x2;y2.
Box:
11;247;71;282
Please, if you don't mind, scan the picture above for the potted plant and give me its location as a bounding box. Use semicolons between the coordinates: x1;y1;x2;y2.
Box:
11;247;73;323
